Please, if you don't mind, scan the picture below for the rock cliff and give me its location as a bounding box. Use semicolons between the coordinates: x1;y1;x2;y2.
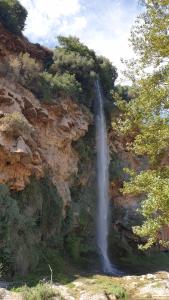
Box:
0;24;95;274
0;78;92;205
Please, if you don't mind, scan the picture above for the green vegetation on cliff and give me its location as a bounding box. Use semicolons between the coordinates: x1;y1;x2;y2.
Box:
51;36;117;103
1;30;117;107
0;0;118;109
0;0;27;34
0;112;33;137
0;177;64;276
0;184;35;275
28;35;117;106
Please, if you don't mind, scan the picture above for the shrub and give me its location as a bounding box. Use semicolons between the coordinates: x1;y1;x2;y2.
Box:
51;36;118;106
9;53;41;81
65;233;82;263
0;0;27;35
0;184;35;275
91;276;127;299
57;36;97;60
0;53;41;86
30;72;82;102
20;284;63;300
52;48;95;77
0;112;33;137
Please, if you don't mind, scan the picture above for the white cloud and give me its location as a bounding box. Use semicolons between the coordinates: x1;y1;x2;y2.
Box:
20;0;82;42
20;0;80;17
59;16;87;36
20;0;141;80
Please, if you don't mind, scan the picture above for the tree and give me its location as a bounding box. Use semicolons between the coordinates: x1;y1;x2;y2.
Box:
31;72;82;101
113;0;169;249
51;36;117;106
0;0;27;34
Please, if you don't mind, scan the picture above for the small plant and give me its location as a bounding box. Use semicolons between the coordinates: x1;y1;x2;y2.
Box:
8;53;41;84
0;112;33;137
10;53;40;76
88;276;127;299
20;283;64;300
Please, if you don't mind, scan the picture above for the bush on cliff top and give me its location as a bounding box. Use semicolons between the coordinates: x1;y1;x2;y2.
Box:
0;0;27;35
29;72;82;102
51;36;117;105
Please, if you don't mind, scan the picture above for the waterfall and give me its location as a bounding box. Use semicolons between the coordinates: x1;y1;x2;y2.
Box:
95;79;117;274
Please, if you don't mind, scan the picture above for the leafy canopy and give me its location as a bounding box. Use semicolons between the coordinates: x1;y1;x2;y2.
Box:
51;36;117;105
1;28;117;106
113;0;169;249
0;0;27;34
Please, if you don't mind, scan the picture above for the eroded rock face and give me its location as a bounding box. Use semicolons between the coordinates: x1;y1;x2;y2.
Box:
0;78;92;209
0;24;52;64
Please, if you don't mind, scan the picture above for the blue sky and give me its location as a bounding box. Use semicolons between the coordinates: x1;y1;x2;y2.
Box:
20;0;141;78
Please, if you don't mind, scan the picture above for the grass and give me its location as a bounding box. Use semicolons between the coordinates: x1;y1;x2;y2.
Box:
79;275;128;299
11;269;127;300
12;283;65;300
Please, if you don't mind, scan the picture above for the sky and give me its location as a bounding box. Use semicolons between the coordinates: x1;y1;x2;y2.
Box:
20;0;142;80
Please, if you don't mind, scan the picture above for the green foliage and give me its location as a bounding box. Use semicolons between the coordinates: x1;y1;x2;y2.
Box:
57;36;97;60
73;131;94;162
0;0;27;34
123;168;169;249
52;45;95;76
0;177;63;276
39;177;63;246
97;56;117;99
0;112;33;137
65;233;82;263
120;251;169;273
6;50;83;102
1;33;117;106
0;184;35;274
86;275;127;299
50;36;117;106
19;284;62;300
13;177;63;247
114;85;134;102
109;152;125;181
4;52;41;90
31;72;82;102
130;0;169;66
112;0;169;249
68;129;97;263
65;228;94;264
10;53;41;80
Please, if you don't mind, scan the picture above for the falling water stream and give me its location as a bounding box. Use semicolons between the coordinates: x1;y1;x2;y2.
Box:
95;80;119;274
